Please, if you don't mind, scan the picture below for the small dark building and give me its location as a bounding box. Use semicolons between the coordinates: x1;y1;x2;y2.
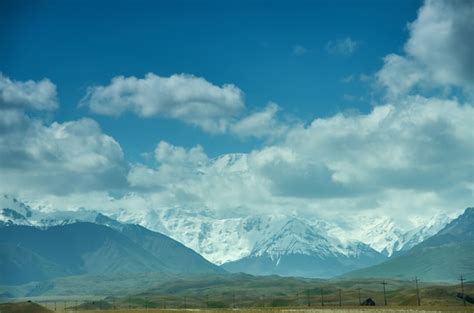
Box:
360;298;376;306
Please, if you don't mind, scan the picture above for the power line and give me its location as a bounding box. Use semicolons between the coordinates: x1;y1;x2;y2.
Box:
381;280;388;306
414;277;421;306
320;287;324;306
459;275;466;306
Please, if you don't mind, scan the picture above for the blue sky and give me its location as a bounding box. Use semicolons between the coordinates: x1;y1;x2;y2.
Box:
0;0;472;224
1;0;421;160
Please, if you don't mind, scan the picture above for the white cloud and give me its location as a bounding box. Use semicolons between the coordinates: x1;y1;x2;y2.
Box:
155;141;208;166
376;54;425;98
80;73;245;133
377;0;474;97
326;37;359;56
0;75;127;196
128;141;208;189
292;45;308;56
0;115;128;195
2;0;473;226
121;95;473;222
405;0;473;90
0;73;58;111
230;103;290;139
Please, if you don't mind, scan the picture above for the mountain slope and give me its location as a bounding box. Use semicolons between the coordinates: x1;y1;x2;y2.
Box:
0;223;169;284
95;214;225;274
343;207;474;282
0;220;223;285
0;194;453;266
222;218;386;278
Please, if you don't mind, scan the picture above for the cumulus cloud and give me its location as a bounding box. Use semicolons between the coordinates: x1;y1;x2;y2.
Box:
2;0;473;226
123;95;473;221
0;75;127;196
0;73;58;111
405;0;473;89
326;37;359;56
0;115;128;195
128;141;208;189
99;0;474;222
155;141;208;166
230;103;290;139
376;54;425;98
80;73;245;133
377;0;474;97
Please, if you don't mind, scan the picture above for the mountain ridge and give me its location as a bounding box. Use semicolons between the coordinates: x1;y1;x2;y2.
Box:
342;207;474;282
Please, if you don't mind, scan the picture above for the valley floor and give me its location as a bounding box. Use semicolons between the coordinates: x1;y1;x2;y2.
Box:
13;307;474;313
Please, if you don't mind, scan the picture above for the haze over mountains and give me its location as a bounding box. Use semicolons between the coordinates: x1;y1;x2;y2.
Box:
1;194;471;286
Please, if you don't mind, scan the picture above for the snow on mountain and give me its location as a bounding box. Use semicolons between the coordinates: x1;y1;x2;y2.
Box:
0;195;33;226
111;206;288;265
340;214;452;256
356;217;406;256
0;193;452;264
250;217;382;262
222;216;386;278
0;194;101;228
250;218;338;262
395;213;452;252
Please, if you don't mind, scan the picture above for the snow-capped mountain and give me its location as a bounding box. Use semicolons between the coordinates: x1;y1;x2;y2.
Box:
356;217;406;256
222;217;386;278
0;195;33;226
327;214;453;256
398;213;452;250
0;194;453;268
0;195;101;228
250;218;339;261
112;206;289;264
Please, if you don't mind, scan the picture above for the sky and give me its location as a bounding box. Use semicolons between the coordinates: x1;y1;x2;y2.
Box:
0;0;473;227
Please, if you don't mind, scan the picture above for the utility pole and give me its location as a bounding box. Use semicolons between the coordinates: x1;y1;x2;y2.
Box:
320;287;324;306
233;292;236;308
357;288;362;305
184;296;187;309
206;294;209;308
459;276;466;306
414;277;421;306
338;289;342;306
54;301;56;311
382;280;388;306
306;289;310;307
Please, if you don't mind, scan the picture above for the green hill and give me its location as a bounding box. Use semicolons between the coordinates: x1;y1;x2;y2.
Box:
0;301;52;313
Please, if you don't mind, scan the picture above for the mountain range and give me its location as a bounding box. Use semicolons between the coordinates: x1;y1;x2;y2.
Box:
344;207;474;281
0;198;223;285
0;194;471;284
222;218;386;278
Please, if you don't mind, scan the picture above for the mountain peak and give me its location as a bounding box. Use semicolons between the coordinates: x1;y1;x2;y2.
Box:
250;217;335;261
